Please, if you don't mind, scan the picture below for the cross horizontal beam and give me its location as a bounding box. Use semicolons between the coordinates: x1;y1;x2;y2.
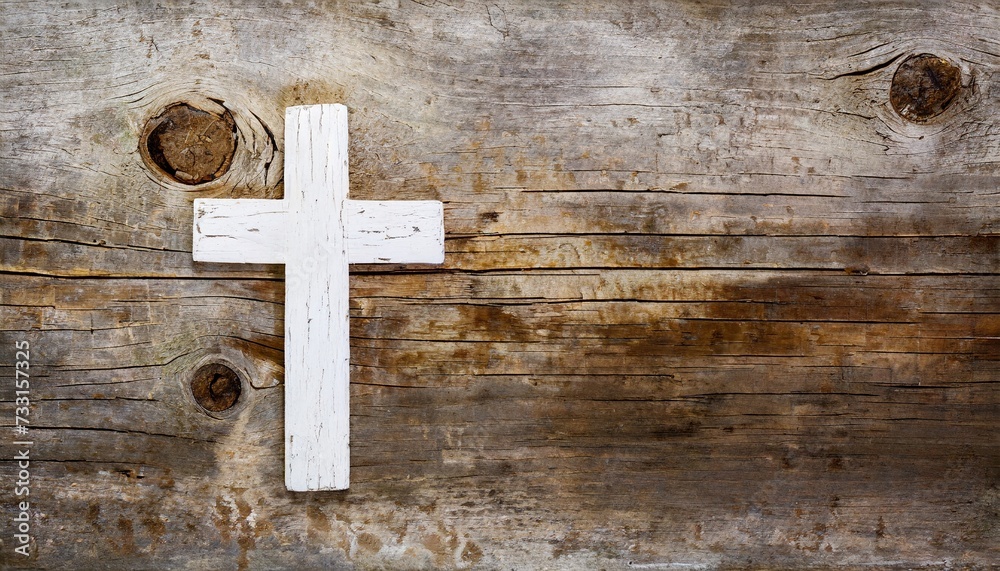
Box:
193;199;444;264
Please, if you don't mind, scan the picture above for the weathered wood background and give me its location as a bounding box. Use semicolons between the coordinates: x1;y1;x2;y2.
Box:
2;1;998;569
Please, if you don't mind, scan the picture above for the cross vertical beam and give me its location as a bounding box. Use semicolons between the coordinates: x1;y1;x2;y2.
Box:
283;104;351;491
192;104;444;491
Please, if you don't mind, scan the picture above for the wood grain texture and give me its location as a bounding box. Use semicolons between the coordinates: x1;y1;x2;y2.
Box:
2;0;999;569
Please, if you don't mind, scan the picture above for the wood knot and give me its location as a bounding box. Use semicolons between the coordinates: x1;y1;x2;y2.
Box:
141;103;237;184
190;363;242;413
890;54;962;122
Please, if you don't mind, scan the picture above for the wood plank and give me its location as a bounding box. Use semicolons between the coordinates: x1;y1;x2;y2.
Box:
2;0;998;569
192;198;443;264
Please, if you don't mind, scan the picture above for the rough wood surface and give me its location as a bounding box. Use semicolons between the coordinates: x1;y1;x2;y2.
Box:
1;1;998;569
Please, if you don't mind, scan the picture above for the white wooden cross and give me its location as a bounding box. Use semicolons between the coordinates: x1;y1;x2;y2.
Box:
192;104;444;491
